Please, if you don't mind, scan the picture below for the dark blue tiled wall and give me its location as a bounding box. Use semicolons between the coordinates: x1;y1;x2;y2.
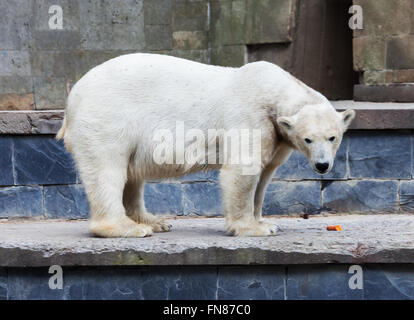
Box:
0;137;13;186
182;182;222;216
323;180;399;213
2;264;414;300
1;131;414;218
44;185;89;219
144;183;183;214
400;181;414;212
263;181;321;214
348;131;412;179
13;137;77;185
286;265;364;300
217;266;285;300
0;269;7;300
0;186;43;218
364;265;414;300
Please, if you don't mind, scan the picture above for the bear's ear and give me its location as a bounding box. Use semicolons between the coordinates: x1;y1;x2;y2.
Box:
277;116;295;131
341;109;356;129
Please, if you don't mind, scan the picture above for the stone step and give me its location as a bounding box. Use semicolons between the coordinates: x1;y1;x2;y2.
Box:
1;214;413;267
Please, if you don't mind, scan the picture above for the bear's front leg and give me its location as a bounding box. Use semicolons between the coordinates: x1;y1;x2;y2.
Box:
220;166;278;236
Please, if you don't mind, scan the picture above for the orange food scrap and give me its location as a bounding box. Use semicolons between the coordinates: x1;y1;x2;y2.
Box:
327;225;342;231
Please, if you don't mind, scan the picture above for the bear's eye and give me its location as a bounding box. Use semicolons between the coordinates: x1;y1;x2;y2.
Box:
304;138;312;144
329;136;336;142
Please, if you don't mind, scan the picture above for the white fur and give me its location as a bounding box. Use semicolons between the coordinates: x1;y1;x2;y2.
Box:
57;53;355;237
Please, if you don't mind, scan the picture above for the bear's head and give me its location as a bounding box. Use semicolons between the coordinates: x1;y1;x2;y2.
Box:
276;104;355;175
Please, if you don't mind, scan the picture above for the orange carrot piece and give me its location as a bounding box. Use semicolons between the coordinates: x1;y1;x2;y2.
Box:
327;225;342;231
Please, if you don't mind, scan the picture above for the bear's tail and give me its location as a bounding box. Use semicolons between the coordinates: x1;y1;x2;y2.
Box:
56;115;72;152
56;115;67;140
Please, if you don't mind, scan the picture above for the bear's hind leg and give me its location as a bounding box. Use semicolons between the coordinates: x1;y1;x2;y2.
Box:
123;178;172;232
77;152;153;238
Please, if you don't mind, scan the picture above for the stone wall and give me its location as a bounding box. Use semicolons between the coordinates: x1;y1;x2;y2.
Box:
0;264;413;300
209;0;295;67
1;130;414;219
353;0;414;85
0;0;299;110
353;0;414;101
0;0;210;111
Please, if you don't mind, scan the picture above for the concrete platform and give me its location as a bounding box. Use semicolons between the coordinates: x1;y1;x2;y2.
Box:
1;214;414;267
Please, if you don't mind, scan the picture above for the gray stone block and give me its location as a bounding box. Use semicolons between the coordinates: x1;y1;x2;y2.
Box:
0;0;32;50
172;0;208;31
348;131;411;179
144;183;183;214
263;181;321;215
387;35;414;70
33;77;67;109
0;186;43;218
209;0;232;46
182;182;222;216
0;51;31;77
44;185;89;219
33;0;80;31
0;137;14;186
30;50;90;79
217;266;285;300
400;181;414;212
140;266;217;300
31;50;134;80
364;265;414;300
210;45;247;67
275;136;347;180
286;265;363;300
31;30;81;50
172;30;208;50
30;50;72;78
210;0;294;46
79;0;145;50
13;136;77;185
144;0;172;25
323;180;399;213
0;76;33;94
145;24;172;50
244;0;294;44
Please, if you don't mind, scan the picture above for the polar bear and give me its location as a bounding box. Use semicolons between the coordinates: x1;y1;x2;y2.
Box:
56;53;355;238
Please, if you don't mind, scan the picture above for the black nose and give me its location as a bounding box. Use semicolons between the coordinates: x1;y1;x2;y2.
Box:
315;162;329;173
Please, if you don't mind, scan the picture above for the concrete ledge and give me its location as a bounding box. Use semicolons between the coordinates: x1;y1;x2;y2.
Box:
1;214;414;267
2;101;414;134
